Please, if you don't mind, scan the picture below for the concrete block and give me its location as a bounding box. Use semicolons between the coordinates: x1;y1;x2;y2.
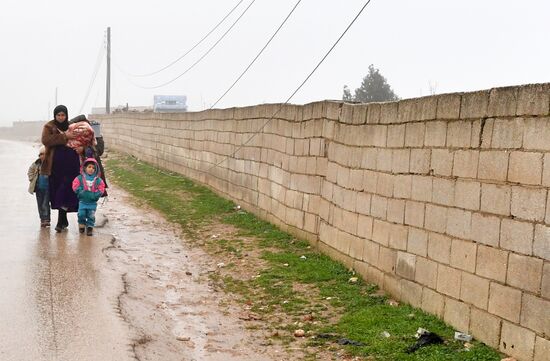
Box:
432;177;455;206
436;93;462;120
392;149;410;173
491;118;524;149
447;121;472;148
511;186;547;222
411;176;432;202
542;263;550;300
371;195;388;220
424;121;447;147
387;199;405;224
361;148;378;170
394;175;412;200
500;218;534;256
446;208;472;239
362;239;380;266
488;86;518;117
415;256;438;289
357;214;374;239
480;118;494;149
428;232;452;265
507;253;543;293
471;119;483;148
379;102;398;124
396;251;416;280
460;271;490;309
372;219;390;246
431;149;454;177
476;245;508;283
478;151;509;182
453;150;479;179
356;192;372;215
470;308;501;348
422;287;445;316
516;84;550;116
410;149;431;174
399;97;436;122
450;239;477;273
521;294;550;336
543;153;550;187
460;90;489;119
500;321;536;361
524;118;550;151
400;279;423;308
378;246;397;273
481;183;511;216
362;170;378;193
387;124;406;147
534;225;550;261
437;265;461;298
405;201;425;227
405;123;426;147
444;297;470;332
534;336;550;361
425;204;447;233
376;148;393;172
488;282;522;323
366;103;381;124
389;224;408;250
384;274;401;299
349;233;366;259
471;213;500;247
408;227;428;257
454;180;481;211
508;151;543;185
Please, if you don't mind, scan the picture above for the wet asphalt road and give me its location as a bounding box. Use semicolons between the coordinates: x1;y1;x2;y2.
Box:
0;140;132;361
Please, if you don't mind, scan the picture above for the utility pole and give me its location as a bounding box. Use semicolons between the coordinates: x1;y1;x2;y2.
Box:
55;87;58;105
106;27;111;114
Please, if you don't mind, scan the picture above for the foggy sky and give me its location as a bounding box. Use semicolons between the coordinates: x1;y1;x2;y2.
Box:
1;0;549;125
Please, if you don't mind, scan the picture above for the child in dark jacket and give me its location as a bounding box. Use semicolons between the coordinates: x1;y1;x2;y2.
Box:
72;158;105;236
28;146;50;227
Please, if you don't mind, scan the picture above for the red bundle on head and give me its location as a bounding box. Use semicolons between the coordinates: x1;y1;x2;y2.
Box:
66;122;97;150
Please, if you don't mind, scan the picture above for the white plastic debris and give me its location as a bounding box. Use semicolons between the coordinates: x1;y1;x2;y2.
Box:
381;331;391;338
454;331;473;342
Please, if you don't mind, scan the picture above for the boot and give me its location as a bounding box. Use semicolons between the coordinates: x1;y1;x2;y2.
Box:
79;224;86;233
86;227;93;236
60;209;69;228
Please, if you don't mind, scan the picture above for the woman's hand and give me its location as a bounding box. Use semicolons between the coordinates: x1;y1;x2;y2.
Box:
65;131;77;140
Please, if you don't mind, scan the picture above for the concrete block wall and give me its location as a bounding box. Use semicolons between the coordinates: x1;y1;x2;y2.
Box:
94;83;550;361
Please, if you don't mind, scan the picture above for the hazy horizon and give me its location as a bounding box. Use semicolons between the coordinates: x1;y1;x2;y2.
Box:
1;0;549;126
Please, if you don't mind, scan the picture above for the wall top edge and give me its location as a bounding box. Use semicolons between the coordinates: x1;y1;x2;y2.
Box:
90;82;550;122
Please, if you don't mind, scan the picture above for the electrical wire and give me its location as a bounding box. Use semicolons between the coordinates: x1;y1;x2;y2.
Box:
209;0;302;109
121;0;245;78
127;0;258;90
208;0;373;171
79;39;106;114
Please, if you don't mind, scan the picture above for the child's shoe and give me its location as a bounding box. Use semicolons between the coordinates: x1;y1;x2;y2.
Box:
79;224;86;233
86;227;93;236
44;220;50;228
40;220;47;228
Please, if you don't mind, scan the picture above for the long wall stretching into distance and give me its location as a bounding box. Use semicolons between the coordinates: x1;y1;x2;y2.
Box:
94;83;550;361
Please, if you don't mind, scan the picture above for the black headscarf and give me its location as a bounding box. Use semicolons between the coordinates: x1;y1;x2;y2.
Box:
53;105;69;131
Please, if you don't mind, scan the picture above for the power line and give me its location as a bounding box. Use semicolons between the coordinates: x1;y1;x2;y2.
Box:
127;0;258;90
209;0;302;109
122;0;245;78
208;0;373;171
79;39;106;114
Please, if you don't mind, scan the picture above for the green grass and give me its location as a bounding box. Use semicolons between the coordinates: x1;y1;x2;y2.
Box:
106;154;502;361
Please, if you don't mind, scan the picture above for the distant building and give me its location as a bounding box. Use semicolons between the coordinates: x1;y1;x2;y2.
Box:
153;95;187;113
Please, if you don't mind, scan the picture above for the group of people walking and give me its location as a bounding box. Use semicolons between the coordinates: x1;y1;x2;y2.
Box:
27;105;107;236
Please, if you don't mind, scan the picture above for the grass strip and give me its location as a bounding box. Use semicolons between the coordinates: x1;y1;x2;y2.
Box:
106;154;502;361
